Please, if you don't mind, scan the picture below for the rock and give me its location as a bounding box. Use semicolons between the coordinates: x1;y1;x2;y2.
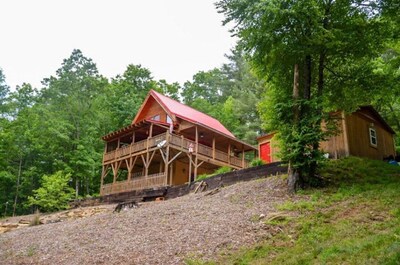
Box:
0;223;19;234
19;219;31;224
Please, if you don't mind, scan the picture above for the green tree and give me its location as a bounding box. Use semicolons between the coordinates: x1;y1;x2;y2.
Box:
182;68;231;105
0;68;9;117
155;79;180;101
103;64;156;129
370;41;400;147
0;83;41;216
217;0;398;192
27;171;75;212
40;49;108;197
181;47;264;143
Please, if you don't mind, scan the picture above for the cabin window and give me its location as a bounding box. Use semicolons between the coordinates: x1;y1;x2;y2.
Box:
152;114;160;121
166;115;172;124
369;128;377;147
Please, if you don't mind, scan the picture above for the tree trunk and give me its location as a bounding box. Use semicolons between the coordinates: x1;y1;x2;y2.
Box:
13;157;23;216
288;64;301;193
309;51;326;181
75;179;79;199
303;55;312;100
288;162;300;194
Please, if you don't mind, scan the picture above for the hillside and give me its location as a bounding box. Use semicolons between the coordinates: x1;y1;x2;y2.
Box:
1;157;400;265
189;157;400;264
0;173;291;265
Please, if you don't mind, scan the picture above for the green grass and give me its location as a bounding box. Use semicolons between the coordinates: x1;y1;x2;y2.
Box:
196;166;232;181
185;157;400;265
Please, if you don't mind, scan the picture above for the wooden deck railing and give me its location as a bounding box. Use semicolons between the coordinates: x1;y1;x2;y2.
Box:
215;149;229;163
103;133;167;163
103;132;250;168
198;143;213;157
101;173;166;195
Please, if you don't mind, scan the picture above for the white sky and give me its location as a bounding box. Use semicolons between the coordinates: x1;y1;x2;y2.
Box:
0;0;237;90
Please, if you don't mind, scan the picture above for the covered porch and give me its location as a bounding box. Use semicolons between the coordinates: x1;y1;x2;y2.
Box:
100;120;256;195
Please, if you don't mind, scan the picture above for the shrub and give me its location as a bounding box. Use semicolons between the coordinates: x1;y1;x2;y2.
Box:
27;171;75;212
250;158;266;167
196;174;209;181
213;166;232;175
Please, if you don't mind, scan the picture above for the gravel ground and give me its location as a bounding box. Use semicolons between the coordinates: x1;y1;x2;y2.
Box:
0;176;294;265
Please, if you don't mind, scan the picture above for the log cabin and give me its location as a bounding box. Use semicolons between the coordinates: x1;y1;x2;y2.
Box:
258;106;396;162
100;90;256;196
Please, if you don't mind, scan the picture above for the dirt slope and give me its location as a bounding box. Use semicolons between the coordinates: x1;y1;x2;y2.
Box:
0;176;293;265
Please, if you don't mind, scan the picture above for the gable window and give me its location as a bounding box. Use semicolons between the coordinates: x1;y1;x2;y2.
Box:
152;114;160;121
166;115;172;124
369;127;377;147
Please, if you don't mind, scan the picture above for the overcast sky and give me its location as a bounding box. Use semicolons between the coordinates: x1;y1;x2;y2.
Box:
0;0;237;90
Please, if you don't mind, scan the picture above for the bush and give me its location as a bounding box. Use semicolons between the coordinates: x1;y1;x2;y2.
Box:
213;166;232;175
196;174;209;181
250;158;266;167
27;171;75;212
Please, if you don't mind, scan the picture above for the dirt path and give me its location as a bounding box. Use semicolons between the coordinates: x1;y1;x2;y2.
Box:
0;176;293;265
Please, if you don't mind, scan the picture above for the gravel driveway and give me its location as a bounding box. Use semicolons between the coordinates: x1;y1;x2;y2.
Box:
0;176;292;265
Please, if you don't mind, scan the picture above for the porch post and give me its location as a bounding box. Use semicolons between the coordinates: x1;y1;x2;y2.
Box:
165;133;170;185
212;136;215;159
100;165;105;194
169;163;173;185
228;143;231;165
149;123;154;138
242;145;245;168
145;137;149;177
188;153;192;185
194;126;199;180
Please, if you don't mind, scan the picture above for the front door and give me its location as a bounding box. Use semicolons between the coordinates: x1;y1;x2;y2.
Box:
260;142;271;163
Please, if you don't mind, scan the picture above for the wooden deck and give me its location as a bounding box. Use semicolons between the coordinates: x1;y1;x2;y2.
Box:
101;172;166;196
102;132;249;169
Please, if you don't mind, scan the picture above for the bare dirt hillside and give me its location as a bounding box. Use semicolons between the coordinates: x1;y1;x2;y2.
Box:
0;176;295;265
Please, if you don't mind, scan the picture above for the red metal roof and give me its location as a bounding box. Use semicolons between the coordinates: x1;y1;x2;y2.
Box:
135;90;236;138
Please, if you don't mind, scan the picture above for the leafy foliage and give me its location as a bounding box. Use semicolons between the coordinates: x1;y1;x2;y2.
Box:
217;0;399;189
1;3;399;215
0;50;181;216
249;158;266;167
27;171;75;212
181;47;264;144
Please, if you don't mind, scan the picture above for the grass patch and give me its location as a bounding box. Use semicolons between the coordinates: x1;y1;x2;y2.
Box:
186;157;400;264
26;245;36;257
196;166;232;181
30;209;41;226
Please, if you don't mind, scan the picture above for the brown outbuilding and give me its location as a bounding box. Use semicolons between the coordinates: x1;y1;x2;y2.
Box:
258;106;396;162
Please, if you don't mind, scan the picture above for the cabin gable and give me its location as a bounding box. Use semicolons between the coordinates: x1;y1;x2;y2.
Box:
133;95;174;124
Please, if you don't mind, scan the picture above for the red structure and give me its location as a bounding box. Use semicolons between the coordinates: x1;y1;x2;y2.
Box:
260;142;271;163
